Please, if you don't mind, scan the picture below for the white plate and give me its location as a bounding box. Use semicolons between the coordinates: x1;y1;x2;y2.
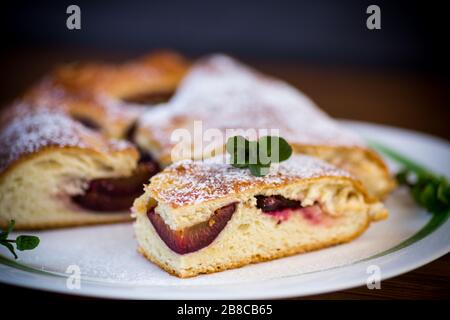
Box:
0;121;449;299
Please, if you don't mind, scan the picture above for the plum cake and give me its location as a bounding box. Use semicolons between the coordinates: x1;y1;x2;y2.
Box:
133;155;387;277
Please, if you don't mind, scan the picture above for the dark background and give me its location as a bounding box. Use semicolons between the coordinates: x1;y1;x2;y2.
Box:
1;0;449;139
2;0;448;71
0;0;449;299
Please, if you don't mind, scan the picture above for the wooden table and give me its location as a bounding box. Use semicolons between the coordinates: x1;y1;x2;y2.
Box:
0;49;449;299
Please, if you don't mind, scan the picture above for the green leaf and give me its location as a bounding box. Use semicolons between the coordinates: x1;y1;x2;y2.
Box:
395;170;409;185
247;141;259;165
227;136;250;167
411;184;422;205
231;162;248;169
0;240;18;259
257;136;272;164
437;179;449;206
226;135;294;177
15;235;40;251
0;220;15;240
248;164;270;177
230;152;248;168
372;141;450;215
226;136;248;155
275;137;293;162
258;136;292;163
420;184;437;212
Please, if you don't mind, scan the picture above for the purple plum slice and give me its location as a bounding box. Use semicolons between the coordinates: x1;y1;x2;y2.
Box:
255;195;301;212
73;159;159;212
147;202;237;254
256;195;325;224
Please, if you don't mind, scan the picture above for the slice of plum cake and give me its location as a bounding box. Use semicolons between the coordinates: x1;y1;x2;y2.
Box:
133;155;387;278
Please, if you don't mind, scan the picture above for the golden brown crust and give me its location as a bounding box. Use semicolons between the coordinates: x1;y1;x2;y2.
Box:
138;216;370;278
362;147;397;196
0;143;138;229
0;143;138;230
146;155;380;210
292;144;396;199
0;111;138;177
0;144;138;185
8;51;190;139
49;51;188;98
146;143;395;199
0;113;139;229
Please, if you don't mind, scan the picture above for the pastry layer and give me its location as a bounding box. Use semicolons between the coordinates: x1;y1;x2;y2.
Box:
133;155;387;277
0;112;148;229
0;51;188;229
4;51;189;139
135;55;394;198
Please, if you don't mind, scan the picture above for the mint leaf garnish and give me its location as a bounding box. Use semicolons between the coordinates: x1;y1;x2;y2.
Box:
370;142;450;215
258;136;292;162
16;235;40;251
226;135;293;177
0;220;40;259
2;241;17;259
398;169;450;215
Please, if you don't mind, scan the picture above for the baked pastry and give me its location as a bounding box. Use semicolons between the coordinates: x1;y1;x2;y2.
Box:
135;55;394;198
133;155;387;277
14;51;189;139
0;110;158;229
0;51;189;229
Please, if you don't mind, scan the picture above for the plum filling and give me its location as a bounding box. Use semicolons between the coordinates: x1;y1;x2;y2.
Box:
121;91;174;105
73;154;160;212
256;195;325;224
256;195;301;212
147;202;237;254
72;115;101;131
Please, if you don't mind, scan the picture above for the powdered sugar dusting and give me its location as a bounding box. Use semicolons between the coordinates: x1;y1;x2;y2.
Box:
0;111;132;172
109;138;134;151
25;79;142;129
139;55;364;156
150;154;352;207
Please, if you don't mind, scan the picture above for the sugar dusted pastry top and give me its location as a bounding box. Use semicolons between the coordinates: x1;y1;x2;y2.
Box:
14;51;189;140
21;81;142;138
148;154;354;208
0;110;136;172
138;55;365;159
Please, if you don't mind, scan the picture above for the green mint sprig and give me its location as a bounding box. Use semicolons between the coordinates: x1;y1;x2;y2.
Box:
396;169;449;215
370;142;450;215
0;220;40;259
226;135;293;177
